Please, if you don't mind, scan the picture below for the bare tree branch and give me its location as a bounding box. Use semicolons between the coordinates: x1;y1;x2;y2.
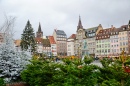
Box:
0;14;16;36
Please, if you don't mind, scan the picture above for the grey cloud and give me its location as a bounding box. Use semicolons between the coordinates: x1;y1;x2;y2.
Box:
0;0;130;39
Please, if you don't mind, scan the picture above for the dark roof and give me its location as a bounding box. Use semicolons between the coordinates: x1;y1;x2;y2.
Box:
118;25;129;32
43;39;51;47
96;28;111;40
37;23;42;32
35;37;51;47
68;34;76;39
77;16;83;31
85;26;98;38
56;30;67;36
35;37;43;44
109;28;119;36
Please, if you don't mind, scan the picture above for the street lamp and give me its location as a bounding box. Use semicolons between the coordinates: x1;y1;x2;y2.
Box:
78;42;82;58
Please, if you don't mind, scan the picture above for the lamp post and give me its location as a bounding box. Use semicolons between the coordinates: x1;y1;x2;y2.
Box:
78;42;82;58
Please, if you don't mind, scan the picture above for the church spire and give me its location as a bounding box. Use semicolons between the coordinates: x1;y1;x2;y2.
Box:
38;23;42;32
36;22;43;38
77;15;83;31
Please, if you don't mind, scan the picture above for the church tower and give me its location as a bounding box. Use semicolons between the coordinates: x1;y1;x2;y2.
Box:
77;16;83;31
36;23;43;38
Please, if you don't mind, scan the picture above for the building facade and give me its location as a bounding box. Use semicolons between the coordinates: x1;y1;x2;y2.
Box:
109;27;120;57
67;34;76;56
128;20;130;54
96;28;111;57
118;25;129;54
35;38;43;54
48;36;57;57
53;29;67;56
85;24;103;57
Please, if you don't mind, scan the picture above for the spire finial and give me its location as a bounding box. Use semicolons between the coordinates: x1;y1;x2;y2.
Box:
77;15;83;31
38;22;41;32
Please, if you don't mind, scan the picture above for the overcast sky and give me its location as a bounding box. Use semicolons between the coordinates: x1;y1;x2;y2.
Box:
0;0;130;39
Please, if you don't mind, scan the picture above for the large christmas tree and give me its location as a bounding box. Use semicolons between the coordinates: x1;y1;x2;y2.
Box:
20;20;36;53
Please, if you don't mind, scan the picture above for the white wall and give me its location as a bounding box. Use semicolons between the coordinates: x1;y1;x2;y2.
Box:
67;39;75;56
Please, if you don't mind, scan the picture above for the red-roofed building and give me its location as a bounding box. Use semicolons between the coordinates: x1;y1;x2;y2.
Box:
67;34;76;56
48;36;57;56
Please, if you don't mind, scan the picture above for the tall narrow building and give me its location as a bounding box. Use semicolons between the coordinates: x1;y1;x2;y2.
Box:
74;16;86;57
36;23;43;38
53;29;67;56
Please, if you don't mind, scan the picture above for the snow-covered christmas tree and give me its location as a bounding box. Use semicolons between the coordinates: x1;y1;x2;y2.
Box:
0;16;32;82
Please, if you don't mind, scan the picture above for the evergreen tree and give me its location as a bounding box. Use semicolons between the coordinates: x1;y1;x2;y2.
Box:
0;34;31;82
0;16;32;83
20;20;36;53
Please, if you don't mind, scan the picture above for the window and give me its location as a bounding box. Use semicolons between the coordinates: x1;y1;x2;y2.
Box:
120;42;122;46
123;42;125;45
102;49;104;53
68;45;71;47
105;49;107;52
108;49;110;52
126;42;128;45
120;48;122;51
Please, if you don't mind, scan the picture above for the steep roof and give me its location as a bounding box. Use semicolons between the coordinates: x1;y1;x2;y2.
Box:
43;39;51;47
68;34;76;39
77;16;83;31
85;26;98;38
56;30;66;36
48;36;56;44
96;28;112;40
35;37;51;47
37;23;42;32
118;25;129;32
35;37;43;44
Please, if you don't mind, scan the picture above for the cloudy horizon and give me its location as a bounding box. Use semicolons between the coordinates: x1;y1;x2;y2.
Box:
0;0;130;39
